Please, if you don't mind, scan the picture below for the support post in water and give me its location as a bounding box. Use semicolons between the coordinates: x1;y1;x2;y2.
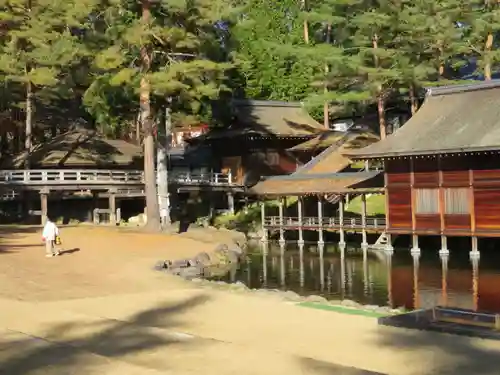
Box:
439;234;449;257
385;233;394;253
339;194;345;248
411;234;420;256
361;193;368;250
470;236;480;260
260;201;267;242
412;249;420;309
317;195;324;246
297;196;304;246
278;196;285;246
440;249;449;306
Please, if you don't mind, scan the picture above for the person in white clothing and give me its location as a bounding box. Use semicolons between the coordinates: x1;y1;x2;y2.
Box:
42;217;60;257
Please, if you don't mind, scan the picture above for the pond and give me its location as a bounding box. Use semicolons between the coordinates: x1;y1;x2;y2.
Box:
210;241;500;312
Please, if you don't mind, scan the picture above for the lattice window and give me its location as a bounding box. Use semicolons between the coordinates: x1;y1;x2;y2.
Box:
444;188;469;214
415;188;439;214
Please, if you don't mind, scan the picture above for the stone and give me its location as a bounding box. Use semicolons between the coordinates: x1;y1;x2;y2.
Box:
363;305;380;311
375;306;392;314
230;281;248;290
194;252;211;264
153;260;167;271
305;295;328;304
170;259;190;268
191;278;204;283
178;266;203;279
281;291;302;302
341;299;361;308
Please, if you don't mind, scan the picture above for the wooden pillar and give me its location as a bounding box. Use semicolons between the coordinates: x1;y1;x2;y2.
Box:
260;201;267;242
109;191;116;225
40;189;49;225
227;192;235;214
410;159;419;254
317;195;324;245
339;195;345;248
297;196;304;246
278;196;285;246
361;193;368;249
469;169;476;235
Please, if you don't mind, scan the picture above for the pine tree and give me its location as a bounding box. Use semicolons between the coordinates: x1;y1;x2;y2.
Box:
90;0;233;231
230;0;317;101
0;0;94;161
460;0;500;79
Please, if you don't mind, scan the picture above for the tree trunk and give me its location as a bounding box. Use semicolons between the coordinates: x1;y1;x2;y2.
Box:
157;104;171;227
323;23;331;129
135;112;141;145
141;0;161;231
485;32;494;80
372;34;386;139
409;84;418;115
301;0;309;44
24;79;33;168
377;95;387;139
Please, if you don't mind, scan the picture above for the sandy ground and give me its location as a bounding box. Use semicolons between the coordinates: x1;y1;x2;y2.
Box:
0;225;500;375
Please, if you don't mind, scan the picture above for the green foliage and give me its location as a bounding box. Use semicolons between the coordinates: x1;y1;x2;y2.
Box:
230;0;318;101
345;194;385;216
0;0;92;98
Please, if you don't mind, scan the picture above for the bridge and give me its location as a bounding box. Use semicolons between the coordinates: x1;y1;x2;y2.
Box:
0;169;239;224
0;169;237;191
263;215;386;233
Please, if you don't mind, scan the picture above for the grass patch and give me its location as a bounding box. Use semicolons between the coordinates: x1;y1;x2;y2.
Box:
345;194;385;216
297;302;388;318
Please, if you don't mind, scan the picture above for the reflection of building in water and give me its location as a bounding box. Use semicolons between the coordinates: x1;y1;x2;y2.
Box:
390;261;499;311
256;249;390;306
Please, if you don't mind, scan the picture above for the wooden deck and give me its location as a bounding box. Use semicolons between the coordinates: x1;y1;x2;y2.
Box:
263;216;386;232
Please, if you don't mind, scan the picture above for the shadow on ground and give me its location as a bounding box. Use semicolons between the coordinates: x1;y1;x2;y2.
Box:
300;357;387;375
376;326;500;374
0;294;209;374
0;226;43;254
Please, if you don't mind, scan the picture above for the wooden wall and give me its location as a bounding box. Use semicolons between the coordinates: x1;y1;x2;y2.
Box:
385;154;500;236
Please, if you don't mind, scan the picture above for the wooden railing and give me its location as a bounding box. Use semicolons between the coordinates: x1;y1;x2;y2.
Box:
0;169;237;187
169;171;235;185
0;169;144;185
263;216;386;230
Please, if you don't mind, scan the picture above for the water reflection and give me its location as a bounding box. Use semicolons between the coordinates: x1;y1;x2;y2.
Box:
211;242;500;313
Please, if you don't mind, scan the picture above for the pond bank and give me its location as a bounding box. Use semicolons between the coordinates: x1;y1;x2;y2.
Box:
186;276;405;316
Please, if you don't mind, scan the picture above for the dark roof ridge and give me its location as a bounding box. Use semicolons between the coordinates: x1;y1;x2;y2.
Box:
427;80;500;97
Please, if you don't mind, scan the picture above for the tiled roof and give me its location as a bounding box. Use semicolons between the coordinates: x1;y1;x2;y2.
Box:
249;172;383;196
192;100;325;141
249;132;383;196
4;129;142;168
346;80;500;159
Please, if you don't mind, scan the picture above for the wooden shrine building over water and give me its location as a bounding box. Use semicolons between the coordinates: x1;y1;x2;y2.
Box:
345;80;500;257
252;131;383;250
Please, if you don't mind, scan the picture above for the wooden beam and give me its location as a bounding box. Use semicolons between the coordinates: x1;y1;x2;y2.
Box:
383;160;390;231
438;156;445;233
410;158;416;232
469;169;476;234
